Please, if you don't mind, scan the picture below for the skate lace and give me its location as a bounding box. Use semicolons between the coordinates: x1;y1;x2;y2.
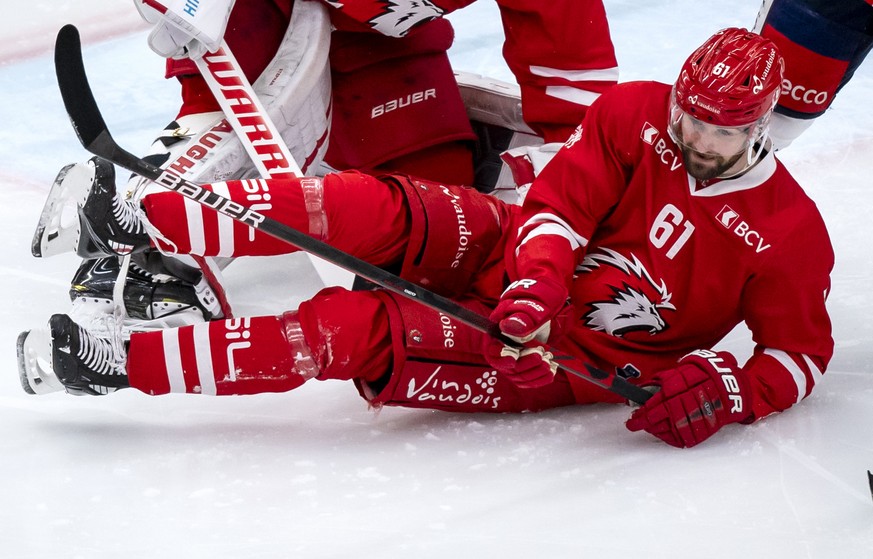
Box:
111;195;146;235
77;325;126;378
139;209;179;254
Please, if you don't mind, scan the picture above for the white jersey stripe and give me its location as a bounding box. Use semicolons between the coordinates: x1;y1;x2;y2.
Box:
530;65;620;82
183;196;206;256
209;181;235;257
161;329;186;393
192;323;217;395
517;212;589;253
543;86;602;109
802;354;824;385
764;348;808;404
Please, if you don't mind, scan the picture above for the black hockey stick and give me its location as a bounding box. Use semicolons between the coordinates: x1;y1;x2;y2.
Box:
53;24;652;405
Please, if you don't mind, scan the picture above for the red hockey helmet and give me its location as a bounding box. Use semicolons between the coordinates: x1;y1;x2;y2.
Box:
673;28;784;128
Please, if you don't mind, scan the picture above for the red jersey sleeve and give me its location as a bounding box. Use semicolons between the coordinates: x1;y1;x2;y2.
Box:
510;84;643;283
738;193;834;420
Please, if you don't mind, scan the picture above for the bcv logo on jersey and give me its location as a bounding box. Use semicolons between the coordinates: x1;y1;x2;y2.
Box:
640;122;682;172
716;205;771;253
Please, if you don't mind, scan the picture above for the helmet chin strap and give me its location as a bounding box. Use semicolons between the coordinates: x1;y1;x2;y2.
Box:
717;125;771;180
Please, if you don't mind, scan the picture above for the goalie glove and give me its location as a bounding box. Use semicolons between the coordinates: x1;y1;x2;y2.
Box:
484;277;573;388
135;0;235;59
626;350;754;448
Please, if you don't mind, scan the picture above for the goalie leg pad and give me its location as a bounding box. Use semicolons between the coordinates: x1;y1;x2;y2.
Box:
163;0;332;180
388;175;509;298
352;291;577;413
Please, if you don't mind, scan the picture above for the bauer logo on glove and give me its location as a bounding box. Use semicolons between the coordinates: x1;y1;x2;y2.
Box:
626;350;754;448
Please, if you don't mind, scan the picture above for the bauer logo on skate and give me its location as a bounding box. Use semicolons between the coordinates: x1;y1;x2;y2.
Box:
406;367;502;409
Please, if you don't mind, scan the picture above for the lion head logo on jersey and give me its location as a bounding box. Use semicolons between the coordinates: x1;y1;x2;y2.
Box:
577;248;675;337
324;1;446;37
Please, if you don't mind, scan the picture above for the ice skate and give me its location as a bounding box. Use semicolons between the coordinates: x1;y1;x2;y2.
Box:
76;157;151;258
69;256;222;325
17;314;130;396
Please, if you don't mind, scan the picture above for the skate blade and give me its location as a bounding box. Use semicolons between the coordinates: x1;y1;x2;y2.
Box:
16;329;65;395
31;162;94;258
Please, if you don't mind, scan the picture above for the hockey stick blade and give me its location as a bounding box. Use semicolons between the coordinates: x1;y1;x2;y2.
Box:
55;25;152;179
55;25;110;156
52;24;652;405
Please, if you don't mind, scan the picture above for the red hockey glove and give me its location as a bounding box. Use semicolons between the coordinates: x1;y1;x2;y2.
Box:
484;277;572;388
485;343;560;389
491;277;570;343
626;350;754;448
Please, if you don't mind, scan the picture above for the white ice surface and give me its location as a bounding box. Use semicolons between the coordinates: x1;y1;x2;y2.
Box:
1;1;872;557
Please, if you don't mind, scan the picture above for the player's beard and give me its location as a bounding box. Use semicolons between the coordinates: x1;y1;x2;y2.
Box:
679;145;745;181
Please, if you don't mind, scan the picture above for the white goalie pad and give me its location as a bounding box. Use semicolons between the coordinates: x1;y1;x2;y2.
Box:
455;71;544;204
455;70;536;135
174;0;332;185
137;0;332;191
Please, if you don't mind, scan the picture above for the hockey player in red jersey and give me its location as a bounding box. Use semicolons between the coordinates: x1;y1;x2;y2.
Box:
20;29;834;449
487;27;834;447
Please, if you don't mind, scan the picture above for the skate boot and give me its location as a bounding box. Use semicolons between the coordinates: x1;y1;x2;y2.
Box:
18;314;130;396
76;156;151;259
69;256;222;324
